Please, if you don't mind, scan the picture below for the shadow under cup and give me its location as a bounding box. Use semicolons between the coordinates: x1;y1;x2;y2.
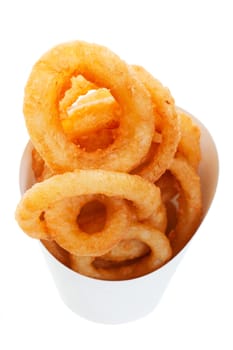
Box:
19;110;219;324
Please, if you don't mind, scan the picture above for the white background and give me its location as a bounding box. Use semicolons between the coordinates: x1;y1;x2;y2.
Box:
0;0;232;349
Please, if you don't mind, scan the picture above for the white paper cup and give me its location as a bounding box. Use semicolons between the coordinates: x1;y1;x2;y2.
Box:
19;110;219;324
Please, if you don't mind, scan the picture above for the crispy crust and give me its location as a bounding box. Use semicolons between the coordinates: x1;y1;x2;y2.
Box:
24;41;154;173
70;223;172;280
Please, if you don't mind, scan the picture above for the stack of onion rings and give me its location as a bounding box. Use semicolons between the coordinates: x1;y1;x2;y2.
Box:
15;40;203;281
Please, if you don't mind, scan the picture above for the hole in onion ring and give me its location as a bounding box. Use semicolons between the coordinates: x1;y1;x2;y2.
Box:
39;211;45;221
164;200;178;235
59;76;122;152
77;200;107;233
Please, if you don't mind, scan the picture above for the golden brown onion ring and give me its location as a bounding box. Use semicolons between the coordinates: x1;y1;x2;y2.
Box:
15;169;161;240
176;108;201;170
131;65;180;182
70;223;172;280
24;41;154;173
45;195;129;256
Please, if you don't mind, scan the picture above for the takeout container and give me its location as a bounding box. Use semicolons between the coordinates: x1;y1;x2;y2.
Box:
19;110;219;324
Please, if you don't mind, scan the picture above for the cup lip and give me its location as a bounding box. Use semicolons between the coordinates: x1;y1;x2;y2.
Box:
20;107;219;284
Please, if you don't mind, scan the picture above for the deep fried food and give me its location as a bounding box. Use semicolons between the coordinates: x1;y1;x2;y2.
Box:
16;40;203;281
176;108;201;170
15;169;162;241
70;224;172;280
45;194;129;256
24;41;154;173
131;65;180;182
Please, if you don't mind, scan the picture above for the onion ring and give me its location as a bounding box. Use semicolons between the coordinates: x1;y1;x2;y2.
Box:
31;146;168;232
131;65;180;182
176;108;201;170
70;223;172;280
24;41;154;173
15;169;161;240
45;195;129;256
